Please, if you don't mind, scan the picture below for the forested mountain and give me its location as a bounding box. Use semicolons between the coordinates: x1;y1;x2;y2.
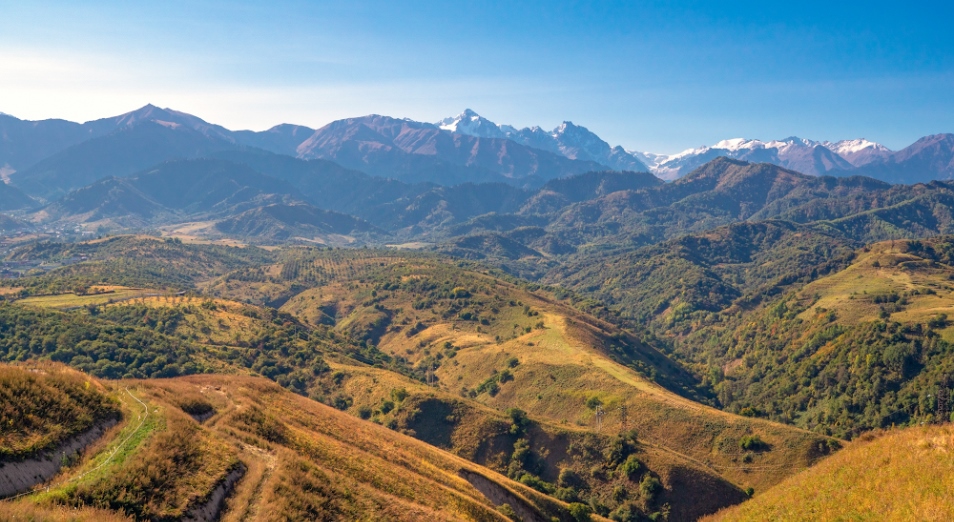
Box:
37;159;305;228
15;152;954;256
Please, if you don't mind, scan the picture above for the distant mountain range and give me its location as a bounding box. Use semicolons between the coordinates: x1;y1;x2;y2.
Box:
1;105;953;193
293;114;605;185
433;109;953;184
633;136;950;182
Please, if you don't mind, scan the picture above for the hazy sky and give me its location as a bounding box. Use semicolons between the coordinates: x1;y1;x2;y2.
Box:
1;0;952;153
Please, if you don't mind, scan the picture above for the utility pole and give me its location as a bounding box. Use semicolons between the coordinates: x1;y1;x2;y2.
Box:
618;404;628;433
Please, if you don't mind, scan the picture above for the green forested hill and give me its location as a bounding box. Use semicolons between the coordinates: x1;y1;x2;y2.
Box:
688;238;954;437
547;226;954;438
546;220;859;331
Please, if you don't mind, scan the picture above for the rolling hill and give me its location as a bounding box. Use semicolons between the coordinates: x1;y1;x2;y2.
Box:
691;238;954;437
222;250;836;497
214;203;379;243
0;239;842;519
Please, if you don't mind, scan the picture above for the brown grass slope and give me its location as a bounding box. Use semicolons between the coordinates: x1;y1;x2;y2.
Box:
0;363;118;460
704;424;954;521
0;364;593;521
315;360;750;521
3;366;239;521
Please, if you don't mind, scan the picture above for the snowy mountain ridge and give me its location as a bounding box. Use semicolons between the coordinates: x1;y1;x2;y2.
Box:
436;109;901;180
631;137;894;179
436;109;648;173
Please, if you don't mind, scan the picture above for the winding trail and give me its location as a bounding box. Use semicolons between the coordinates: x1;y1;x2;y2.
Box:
1;387;150;502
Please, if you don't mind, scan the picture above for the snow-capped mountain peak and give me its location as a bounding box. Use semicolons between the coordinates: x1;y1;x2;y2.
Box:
436;109;508;139
712;138;763;151
820;138;893;167
435;111;648;172
823;138;890;155
635;136;853;180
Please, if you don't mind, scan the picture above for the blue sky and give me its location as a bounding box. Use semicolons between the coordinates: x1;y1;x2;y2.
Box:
0;0;951;153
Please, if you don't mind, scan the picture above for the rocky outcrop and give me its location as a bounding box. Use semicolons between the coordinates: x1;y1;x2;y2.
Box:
0;417;118;498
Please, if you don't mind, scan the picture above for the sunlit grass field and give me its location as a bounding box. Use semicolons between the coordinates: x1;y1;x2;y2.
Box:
706;424;954;521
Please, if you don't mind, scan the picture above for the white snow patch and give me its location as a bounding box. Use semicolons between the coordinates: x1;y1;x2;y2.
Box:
823;138;891;155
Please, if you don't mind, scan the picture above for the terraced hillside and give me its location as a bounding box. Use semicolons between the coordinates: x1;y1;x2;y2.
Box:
0;364;591;521
705;424;954;521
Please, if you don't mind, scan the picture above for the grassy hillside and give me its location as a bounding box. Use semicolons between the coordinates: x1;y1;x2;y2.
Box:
0;363;237;520
705;424;954;521
0;503;131;521
268;251;837;498
0;243;846;519
546;220;859;333
0;290;742;518
56;290;748;520
0;363;118;460
1;364;596;521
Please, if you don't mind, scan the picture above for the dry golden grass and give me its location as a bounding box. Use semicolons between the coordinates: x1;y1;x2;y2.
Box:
2;367;236;521
325;361;748;520
0;362;118;459
151;374;583;521
17;287;155;309
705;424;954;521
0;503;131;521
2;365;591;521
